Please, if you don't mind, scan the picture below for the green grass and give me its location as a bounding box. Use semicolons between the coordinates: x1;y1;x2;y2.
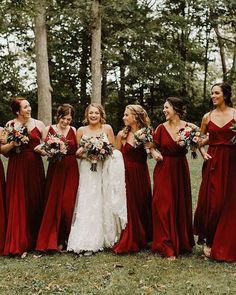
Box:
0;156;235;295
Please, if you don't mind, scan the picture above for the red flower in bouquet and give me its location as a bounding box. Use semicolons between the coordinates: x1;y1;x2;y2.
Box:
176;124;201;158
4;122;29;153
41;133;68;162
133;127;153;158
230;123;236;144
80;134;113;172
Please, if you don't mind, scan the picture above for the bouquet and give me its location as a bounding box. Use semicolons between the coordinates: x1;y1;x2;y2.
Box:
133;127;153;158
176;124;201;159
80;134;113;172
41;133;68;162
230;123;236;144
4;122;29;153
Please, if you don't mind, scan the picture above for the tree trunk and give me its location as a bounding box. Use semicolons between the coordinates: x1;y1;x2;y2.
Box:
203;22;211;101
79;27;89;105
213;24;227;81
91;0;101;104
35;0;52;125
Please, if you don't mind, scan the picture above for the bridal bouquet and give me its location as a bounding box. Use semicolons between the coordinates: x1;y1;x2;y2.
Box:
80;134;113;172
41;133;68;162
133;127;153;158
177;124;201;159
4;122;29;153
230;123;236;144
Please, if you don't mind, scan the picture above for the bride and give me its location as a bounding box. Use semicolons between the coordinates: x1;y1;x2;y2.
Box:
67;103;127;255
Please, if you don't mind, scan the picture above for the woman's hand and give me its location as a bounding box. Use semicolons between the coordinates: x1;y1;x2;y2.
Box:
34;144;47;156
200;147;212;161
151;149;163;162
76;147;84;158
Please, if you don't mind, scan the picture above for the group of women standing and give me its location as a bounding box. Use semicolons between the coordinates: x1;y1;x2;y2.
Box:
0;81;235;263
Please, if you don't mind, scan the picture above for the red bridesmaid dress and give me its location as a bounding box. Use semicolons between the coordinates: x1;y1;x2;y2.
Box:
0;157;6;255
113;143;152;253
194;119;236;261
4;126;45;255
152;124;194;257
36;127;79;251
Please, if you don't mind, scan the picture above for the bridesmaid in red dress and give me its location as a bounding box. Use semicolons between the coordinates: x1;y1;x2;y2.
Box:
113;104;152;253
0;127;6;255
152;97;195;260
1;97;46;256
36;104;79;252
194;82;236;261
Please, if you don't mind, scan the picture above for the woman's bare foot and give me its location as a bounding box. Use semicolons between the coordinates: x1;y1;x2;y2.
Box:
203;246;211;258
167;256;176;261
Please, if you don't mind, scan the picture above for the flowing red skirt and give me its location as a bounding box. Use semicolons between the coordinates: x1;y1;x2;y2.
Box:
36;155;79;251
113;144;152;253
152;156;194;257
0;159;6;255
4;152;45;255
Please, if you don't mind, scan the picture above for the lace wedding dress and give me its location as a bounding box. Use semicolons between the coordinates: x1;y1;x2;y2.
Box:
67;135;127;253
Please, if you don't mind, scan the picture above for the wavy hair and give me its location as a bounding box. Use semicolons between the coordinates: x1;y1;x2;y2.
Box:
83;103;106;125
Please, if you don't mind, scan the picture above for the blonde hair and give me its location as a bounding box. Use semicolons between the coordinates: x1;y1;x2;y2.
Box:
83;103;106;125
122;104;151;138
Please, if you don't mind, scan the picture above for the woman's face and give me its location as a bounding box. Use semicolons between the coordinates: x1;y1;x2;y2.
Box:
211;86;225;106
123;108;136;126
18;100;31;119
87;106;101;125
163;101;175;121
58;114;72;129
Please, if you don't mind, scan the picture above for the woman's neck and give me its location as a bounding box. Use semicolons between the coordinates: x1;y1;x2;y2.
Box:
15;116;30;125
215;103;228;112
88;123;102;131
167;117;181;128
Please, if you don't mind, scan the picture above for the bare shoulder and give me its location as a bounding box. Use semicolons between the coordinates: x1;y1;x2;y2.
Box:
103;124;113;132
117;130;123;139
71;126;76;134
202;112;211;124
35;119;46;131
76;126;85;135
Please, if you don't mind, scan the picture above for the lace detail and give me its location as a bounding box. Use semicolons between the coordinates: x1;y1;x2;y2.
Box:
67;149;127;253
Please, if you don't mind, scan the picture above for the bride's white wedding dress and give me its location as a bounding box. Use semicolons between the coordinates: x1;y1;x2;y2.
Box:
67;134;127;253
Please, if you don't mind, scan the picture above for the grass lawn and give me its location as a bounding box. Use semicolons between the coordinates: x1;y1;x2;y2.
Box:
0;155;235;295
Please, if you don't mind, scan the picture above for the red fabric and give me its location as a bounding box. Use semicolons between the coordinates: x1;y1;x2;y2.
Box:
194;120;236;261
113;143;152;253
0;159;6;255
4;127;45;255
36;127;79;251
152;124;194;257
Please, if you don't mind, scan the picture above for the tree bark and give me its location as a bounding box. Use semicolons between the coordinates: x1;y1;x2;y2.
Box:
35;0;52;125
91;0;102;104
213;24;227;81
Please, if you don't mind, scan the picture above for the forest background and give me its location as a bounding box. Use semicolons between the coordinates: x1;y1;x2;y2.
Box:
0;0;236;132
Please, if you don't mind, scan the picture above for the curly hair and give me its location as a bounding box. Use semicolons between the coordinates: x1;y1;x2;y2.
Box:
122;104;151;138
83;103;106;125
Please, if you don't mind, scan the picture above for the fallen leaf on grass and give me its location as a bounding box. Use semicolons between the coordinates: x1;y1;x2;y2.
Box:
114;263;124;268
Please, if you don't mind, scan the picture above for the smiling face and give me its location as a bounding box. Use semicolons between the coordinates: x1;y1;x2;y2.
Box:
87;106;101;125
163;101;176;121
58;113;72;129
18;100;31;119
123;108;136;127
211;85;225;107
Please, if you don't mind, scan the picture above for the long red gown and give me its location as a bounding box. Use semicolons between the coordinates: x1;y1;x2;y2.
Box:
194;119;236;261
152;124;194;257
36;127;79;251
113;143;152;253
0;158;6;255
4;127;45;255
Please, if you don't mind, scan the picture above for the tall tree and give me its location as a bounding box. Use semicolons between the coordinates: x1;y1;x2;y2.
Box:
35;0;52;125
91;0;102;103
